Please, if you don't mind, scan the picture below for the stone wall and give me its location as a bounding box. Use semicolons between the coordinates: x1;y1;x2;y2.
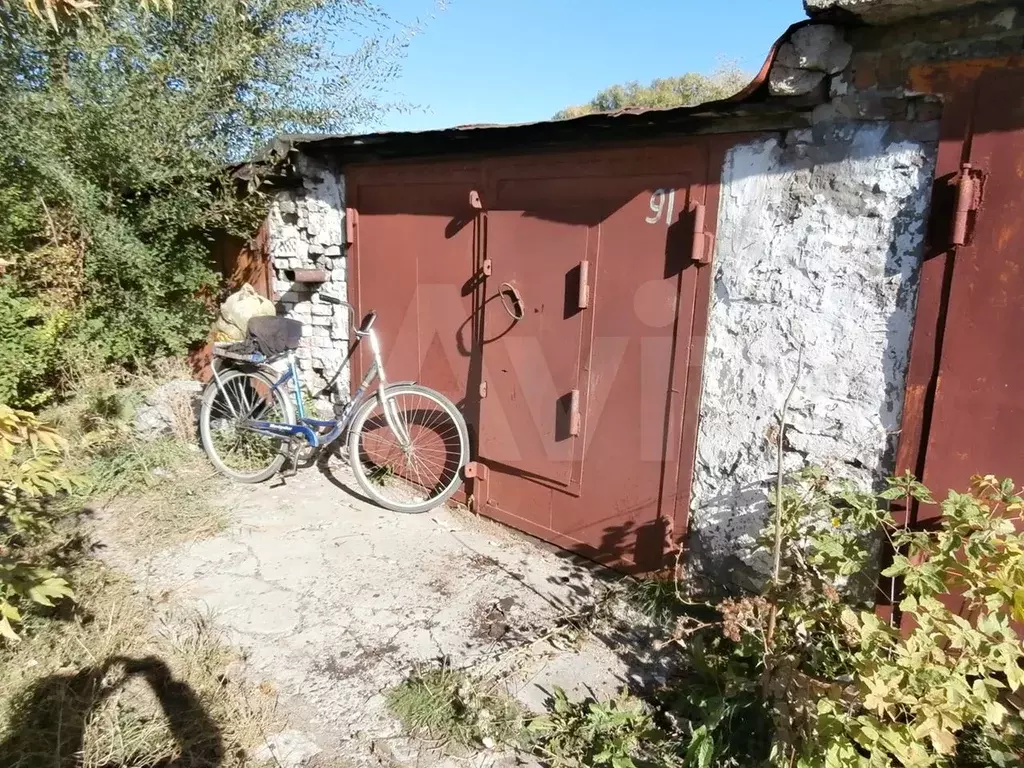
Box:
266;156;350;405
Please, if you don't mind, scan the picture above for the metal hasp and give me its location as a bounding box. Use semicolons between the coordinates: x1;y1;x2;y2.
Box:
950;163;985;246
690;201;715;264
469;189;483;209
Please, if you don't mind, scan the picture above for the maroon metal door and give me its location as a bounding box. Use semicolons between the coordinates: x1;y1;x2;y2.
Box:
475;145;711;570
347;142;714;572
347;165;481;410
917;70;1024;505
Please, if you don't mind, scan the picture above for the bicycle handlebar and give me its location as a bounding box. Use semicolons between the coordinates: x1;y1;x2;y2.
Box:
319;293;376;337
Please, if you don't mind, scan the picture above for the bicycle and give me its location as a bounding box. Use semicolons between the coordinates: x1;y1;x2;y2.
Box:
197;296;470;514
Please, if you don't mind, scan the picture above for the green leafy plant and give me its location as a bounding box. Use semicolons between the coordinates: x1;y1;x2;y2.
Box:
0;405;80;639
659;470;1024;768
529;687;663;768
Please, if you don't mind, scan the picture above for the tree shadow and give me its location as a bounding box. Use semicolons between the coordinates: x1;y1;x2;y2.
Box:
0;656;224;768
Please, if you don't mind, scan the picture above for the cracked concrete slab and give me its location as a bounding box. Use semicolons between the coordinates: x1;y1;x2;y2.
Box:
100;464;648;767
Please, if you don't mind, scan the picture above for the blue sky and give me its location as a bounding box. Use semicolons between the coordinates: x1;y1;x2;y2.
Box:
380;0;807;132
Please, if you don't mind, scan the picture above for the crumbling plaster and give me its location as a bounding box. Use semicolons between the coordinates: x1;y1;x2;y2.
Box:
689;122;936;588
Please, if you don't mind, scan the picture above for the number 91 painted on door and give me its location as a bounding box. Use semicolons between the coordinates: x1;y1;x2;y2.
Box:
645;188;676;226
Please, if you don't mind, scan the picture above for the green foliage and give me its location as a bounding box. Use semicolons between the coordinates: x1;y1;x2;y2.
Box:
529;687;662;768
386;663;528;751
0;0;411;407
554;63;750;119
652;470;1024;768
0;405;80;640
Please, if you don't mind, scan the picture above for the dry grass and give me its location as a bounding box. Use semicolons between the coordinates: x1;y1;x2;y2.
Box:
89;440;228;553
0;561;277;768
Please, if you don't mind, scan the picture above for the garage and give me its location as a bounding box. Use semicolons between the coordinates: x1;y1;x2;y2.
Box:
344;140;719;571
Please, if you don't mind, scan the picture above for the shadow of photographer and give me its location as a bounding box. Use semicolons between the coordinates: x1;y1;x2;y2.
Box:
0;655;224;768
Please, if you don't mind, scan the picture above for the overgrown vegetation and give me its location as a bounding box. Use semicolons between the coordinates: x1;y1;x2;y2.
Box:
0;0;417;407
388;471;1024;768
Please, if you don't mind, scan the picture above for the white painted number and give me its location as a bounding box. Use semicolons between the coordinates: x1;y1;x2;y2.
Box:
645;188;676;227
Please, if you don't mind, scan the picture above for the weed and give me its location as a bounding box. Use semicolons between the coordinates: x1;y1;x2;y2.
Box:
386;662;528;752
621;577;683;626
529;686;664;768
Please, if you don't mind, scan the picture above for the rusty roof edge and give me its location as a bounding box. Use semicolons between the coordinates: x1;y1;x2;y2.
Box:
251;20;813;166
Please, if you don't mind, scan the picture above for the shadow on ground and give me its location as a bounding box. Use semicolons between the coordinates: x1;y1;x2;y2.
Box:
0;656;223;768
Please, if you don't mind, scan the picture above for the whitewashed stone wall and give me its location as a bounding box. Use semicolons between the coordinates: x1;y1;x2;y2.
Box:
689;121;936;589
267;155;349;402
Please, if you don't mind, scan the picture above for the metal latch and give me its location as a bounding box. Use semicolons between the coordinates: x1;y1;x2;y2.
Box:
951;162;985;247
482;258;492;277
690;201;715;265
469;190;483;210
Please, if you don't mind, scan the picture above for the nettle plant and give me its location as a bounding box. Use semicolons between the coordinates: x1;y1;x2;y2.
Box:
684;469;1024;767
0;405;79;639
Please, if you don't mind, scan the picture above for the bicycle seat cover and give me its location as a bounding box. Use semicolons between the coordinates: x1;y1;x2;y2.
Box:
247;316;303;357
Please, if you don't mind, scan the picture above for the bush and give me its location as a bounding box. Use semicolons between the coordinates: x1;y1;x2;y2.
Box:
0;0;415;408
653;470;1024;768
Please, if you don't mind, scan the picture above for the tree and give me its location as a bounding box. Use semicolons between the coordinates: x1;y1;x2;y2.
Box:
21;0;171;29
554;63;750;119
0;1;416;406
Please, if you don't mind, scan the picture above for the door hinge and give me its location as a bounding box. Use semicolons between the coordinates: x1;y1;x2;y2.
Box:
951;163;985;247
479;381;488;399
568;388;581;437
464;461;488;481
690;201;715;265
577;260;590;309
344;207;357;245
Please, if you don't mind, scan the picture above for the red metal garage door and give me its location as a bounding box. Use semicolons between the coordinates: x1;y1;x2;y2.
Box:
915;69;1024;509
348;141;715;571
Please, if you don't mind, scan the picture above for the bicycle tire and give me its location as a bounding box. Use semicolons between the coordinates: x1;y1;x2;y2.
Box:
199;368;296;483
347;383;469;514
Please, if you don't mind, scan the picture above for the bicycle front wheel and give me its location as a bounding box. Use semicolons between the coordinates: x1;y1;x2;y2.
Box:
199;368;295;483
347;384;469;514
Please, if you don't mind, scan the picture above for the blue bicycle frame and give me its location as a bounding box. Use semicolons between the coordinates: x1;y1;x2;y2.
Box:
211;299;412;452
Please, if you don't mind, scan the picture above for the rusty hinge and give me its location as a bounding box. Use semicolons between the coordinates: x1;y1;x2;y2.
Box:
464;461;488;481
481;258;492;277
577;260;590;309
344;207;358;245
568;389;581;437
951;163;985;247
690;202;715;265
479;381;488;399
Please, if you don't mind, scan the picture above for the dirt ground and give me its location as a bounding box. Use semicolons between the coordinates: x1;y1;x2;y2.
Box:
96;460;665;767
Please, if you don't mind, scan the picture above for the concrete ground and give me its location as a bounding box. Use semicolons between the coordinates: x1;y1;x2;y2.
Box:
100;462;662;767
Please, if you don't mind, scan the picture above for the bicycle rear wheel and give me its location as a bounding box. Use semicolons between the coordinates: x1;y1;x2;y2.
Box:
199;368;295;483
347;384;469;514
